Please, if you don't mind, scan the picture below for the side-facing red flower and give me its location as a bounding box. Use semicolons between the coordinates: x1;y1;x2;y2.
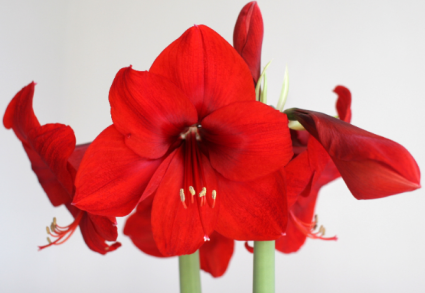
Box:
277;86;420;253
233;1;264;84
285;86;420;200
3;83;121;255
124;198;234;278
73;25;293;256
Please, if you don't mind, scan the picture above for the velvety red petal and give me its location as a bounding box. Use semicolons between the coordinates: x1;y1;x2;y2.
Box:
79;212;121;255
109;67;197;159
27;124;75;195
138;148;179;203
150;25;255;120
276;189;319;254
334;86;352;123
285;151;313;208
3;82;40;142
73;125;162;217
199;231;234;278
88;213;118;242
215;171;287;240
151;147;219;256
68;143;90;171
22;143;71;207
201;101;293;181
286;109;421;199
124;197;166;258
233;1;264;83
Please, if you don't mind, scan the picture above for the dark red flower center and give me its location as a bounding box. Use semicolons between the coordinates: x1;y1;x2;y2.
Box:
290;212;337;242
38;211;84;251
180;126;216;210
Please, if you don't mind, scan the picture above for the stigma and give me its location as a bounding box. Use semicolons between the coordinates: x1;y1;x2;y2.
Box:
290;212;337;241
38;211;84;251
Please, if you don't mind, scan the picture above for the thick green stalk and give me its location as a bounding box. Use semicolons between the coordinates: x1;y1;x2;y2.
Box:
179;250;202;293
253;240;275;293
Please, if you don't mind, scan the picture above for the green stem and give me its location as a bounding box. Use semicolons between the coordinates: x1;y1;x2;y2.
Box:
253;240;275;293
179;250;202;293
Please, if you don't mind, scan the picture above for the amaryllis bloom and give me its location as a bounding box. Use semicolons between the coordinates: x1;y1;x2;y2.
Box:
233;1;264;84
124;198;234;278
73;25;293;256
285;86;421;200
277;86;420;253
3;82;121;255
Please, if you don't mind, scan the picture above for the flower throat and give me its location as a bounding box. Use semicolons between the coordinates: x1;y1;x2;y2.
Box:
179;126;217;210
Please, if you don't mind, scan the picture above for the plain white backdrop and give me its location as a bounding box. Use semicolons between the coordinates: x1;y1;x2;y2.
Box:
1;0;424;292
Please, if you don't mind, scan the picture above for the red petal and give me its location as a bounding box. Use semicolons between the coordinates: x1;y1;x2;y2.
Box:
27;124;75;195
79;212;121;255
201;101;293;181
3;82;40;142
151;146;219;256
68;143;90;171
150;25;255;120
199;231;234;278
215;171;287;240
124;197;166;258
21;124;77;206
276;189;319;254
286;109;421;199
233;2;264;83
73;125;162;217
109;67;197;159
334;86;352;123
285;151;313;208
88;213;118;241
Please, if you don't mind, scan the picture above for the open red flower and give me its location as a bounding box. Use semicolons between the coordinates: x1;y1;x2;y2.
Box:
124;197;234;278
285;86;420;200
73;25;293;256
277;86;420;253
233;1;264;84
3;82;121;255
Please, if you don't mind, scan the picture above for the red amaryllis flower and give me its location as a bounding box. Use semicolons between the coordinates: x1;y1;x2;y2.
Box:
73;25;293;256
124;197;234;278
233;1;264;84
284;86;420;200
3;82;121;255
277;86;420;253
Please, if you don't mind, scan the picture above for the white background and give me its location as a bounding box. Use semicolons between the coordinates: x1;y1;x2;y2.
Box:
1;0;424;292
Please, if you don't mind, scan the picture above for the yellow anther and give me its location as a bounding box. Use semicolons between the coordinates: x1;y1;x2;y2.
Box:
50;222;56;232
199;187;206;198
180;189;185;202
47;237;52;244
53;217;57;226
189;186;196;196
212;190;217;200
319;225;326;235
46;226;50;234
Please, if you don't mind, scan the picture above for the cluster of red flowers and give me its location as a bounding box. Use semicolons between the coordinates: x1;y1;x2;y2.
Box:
4;1;420;278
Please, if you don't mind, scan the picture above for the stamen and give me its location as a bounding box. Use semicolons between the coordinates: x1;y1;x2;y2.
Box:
211;190;217;208
290;211;337;241
189;186;195;203
180;189;187;209
39;211;84;251
199;187;206;207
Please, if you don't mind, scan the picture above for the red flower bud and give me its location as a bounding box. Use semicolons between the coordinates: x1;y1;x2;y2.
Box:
233;1;264;83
